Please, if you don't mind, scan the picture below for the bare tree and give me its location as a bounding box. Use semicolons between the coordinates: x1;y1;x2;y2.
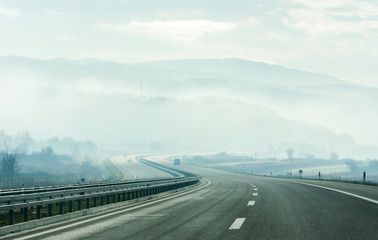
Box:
286;148;294;159
1;142;20;182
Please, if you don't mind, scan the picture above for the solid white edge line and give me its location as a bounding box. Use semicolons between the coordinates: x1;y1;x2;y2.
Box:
289;181;378;205
15;179;212;240
121;165;137;180
229;218;246;230
247;201;255;206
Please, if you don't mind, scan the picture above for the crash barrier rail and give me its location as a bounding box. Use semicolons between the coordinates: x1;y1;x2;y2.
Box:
138;158;198;177
0;176;200;226
0;177;179;197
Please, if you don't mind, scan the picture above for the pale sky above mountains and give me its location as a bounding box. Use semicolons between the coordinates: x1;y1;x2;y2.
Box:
1;0;378;86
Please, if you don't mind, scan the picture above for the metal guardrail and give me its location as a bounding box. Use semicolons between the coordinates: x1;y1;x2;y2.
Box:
0;177;200;225
0;158;201;226
0;177;180;196
0;178;192;210
138;158;198;178
0;158;190;196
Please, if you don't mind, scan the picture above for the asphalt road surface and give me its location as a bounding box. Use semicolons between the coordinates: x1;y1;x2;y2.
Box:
111;155;174;179
3;165;378;240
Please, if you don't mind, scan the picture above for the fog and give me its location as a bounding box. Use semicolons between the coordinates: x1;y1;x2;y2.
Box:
1;57;378;159
1;1;378;189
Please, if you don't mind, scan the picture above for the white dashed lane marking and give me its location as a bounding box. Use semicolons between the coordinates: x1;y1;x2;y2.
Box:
253;193;258;196
253;188;258;191
247;201;255;206
229;218;246;230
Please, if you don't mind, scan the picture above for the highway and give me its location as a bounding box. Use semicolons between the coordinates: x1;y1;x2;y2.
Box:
111;156;174;179
2;164;378;240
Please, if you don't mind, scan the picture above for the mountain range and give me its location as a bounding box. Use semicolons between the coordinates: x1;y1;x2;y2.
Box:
1;56;377;158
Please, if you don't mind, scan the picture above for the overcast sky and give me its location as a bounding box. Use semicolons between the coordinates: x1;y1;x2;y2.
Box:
1;0;378;86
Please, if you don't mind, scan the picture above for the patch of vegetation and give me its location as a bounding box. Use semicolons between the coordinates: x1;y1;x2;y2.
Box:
101;159;123;181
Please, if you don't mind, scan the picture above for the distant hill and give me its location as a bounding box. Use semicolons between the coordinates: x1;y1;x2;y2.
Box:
142;58;345;86
0;56;345;87
1;56;378;157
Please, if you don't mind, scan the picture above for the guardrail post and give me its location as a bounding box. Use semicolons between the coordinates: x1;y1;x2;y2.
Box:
86;198;90;208
69;200;73;212
118;193;121;202
59;202;64;214
127;192;130;200
9;209;14;225
37;205;41;219
23;207;28;222
112;194;116;203
93;197;97;207
123;192;126;201
77;200;82;210
101;196;104;205
106;195;110;204
48;204;53;216
132;191;135;199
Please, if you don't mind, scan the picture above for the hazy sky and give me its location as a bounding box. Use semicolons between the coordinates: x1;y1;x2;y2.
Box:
1;0;378;86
